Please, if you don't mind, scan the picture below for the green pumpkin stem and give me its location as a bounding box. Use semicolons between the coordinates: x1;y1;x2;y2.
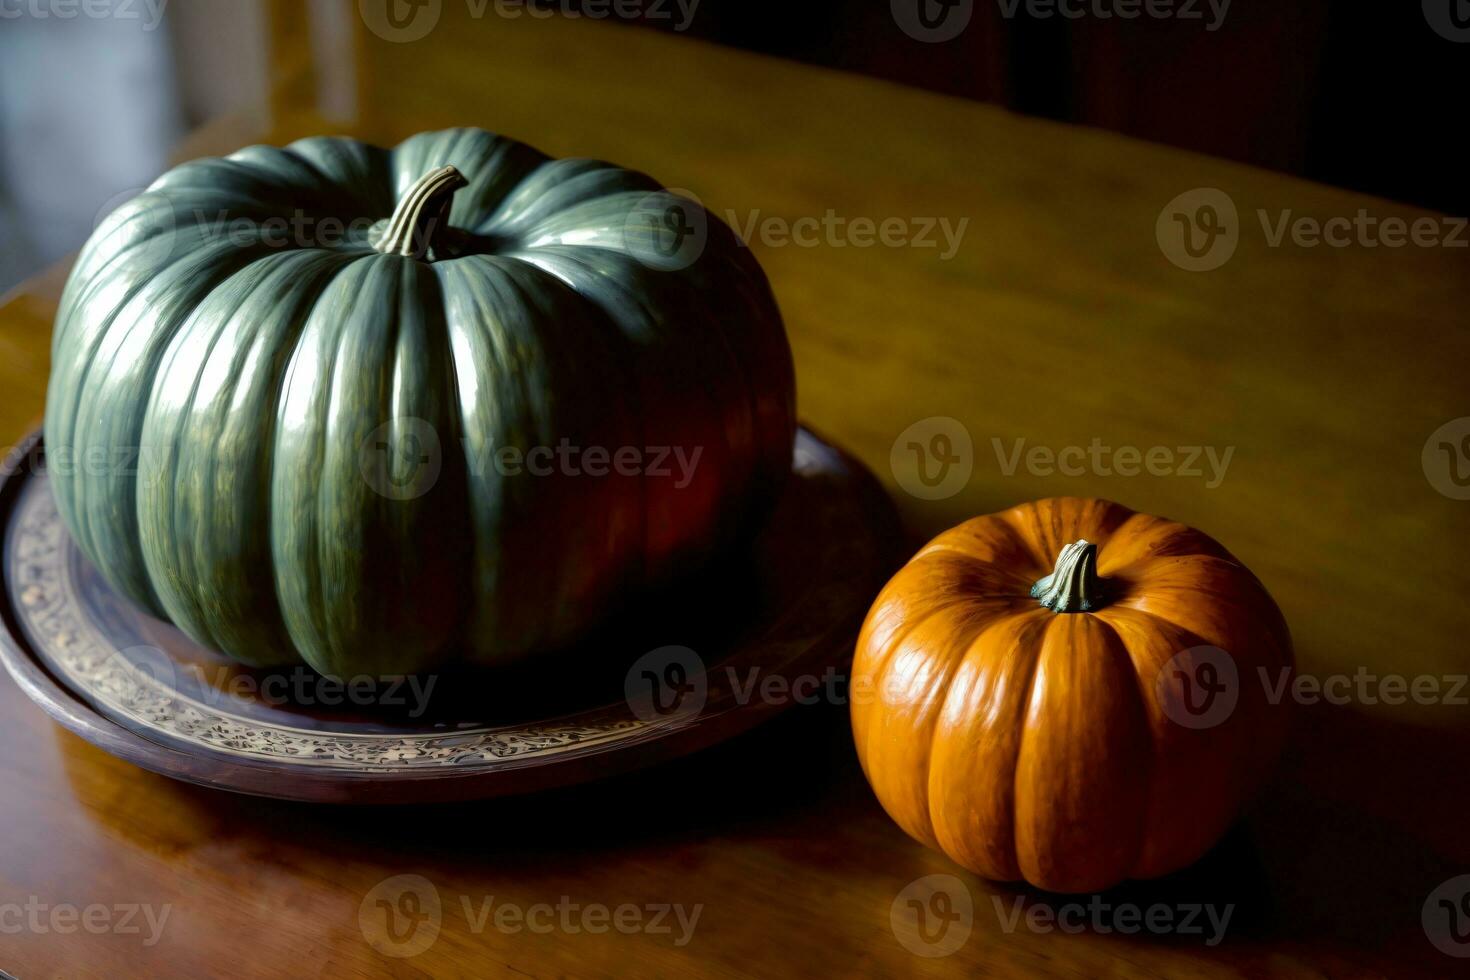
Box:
373;165;468;258
1031;539;1107;613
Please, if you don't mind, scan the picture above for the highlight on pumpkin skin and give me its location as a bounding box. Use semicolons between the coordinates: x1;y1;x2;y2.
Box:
850;497;1293;893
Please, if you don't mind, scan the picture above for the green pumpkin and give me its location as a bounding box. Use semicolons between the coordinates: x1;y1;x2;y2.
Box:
46;128;795;677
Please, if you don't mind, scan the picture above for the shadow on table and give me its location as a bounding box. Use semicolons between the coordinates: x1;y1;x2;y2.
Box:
57;691;871;856
989;698;1470;974
55;670;1470;970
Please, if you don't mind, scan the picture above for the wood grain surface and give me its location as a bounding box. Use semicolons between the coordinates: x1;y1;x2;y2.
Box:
1;5;1468;976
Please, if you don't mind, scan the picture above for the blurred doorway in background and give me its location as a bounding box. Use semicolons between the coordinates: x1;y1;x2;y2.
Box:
0;0;271;294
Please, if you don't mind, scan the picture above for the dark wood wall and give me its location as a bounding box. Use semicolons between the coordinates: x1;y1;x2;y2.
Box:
581;0;1466;215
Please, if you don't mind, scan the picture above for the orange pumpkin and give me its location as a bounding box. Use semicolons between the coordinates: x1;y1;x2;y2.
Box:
851;497;1291;893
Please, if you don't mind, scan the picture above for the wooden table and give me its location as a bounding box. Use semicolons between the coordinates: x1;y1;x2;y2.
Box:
3;7;1468;977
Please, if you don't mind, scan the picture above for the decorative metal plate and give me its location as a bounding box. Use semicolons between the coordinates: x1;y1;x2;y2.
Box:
0;427;901;802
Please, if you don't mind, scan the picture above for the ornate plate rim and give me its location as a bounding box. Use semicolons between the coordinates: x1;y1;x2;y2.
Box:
0;427;901;803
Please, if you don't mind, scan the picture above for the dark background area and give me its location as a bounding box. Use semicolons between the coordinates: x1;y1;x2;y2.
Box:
611;0;1465;217
1;1;1463;295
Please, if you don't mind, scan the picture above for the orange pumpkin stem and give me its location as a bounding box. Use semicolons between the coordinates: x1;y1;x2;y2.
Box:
1030;539;1106;613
